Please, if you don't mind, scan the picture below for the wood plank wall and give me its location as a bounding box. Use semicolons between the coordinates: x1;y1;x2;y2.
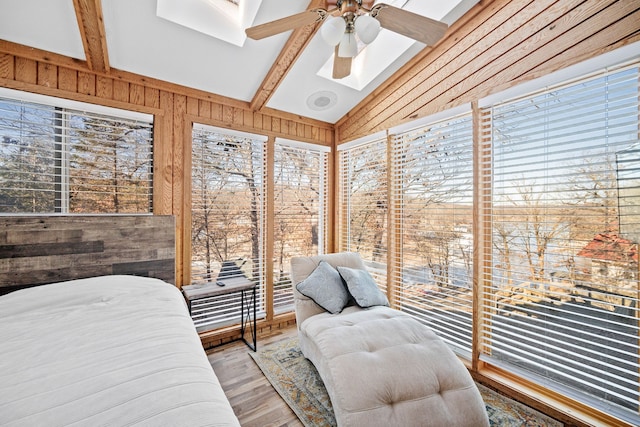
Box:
336;0;640;142
0;41;335;288
0;215;175;295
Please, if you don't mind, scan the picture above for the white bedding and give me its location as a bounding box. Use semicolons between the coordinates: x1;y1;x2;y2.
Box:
0;275;240;427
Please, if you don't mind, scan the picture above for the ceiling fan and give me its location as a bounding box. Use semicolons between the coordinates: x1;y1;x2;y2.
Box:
245;0;448;79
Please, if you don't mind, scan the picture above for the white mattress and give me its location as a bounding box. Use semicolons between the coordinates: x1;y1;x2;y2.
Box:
0;275;240;427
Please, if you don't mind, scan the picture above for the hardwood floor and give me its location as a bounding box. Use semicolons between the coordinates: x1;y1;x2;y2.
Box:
207;326;303;427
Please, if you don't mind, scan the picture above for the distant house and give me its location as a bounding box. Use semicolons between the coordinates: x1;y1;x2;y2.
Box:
576;232;638;295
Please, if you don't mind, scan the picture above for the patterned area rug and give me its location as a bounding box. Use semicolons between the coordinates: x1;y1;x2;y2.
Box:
249;337;562;427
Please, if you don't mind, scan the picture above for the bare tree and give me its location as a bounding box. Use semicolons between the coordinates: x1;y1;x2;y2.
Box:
273;147;322;281
70;115;152;213
191;135;262;282
493;222;517;287
401;130;472;288
343;145;388;262
0;103;57;213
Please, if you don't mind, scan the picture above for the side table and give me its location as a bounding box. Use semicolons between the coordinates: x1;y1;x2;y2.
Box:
182;277;257;351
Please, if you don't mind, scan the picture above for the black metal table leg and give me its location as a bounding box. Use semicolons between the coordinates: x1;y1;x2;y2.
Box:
240;286;257;351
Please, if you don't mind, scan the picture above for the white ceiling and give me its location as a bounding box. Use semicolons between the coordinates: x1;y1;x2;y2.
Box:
0;0;478;124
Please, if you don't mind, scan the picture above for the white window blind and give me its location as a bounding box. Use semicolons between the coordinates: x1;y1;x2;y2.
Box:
0;95;153;213
390;113;474;356
273;139;328;313
191;124;266;330
481;64;640;423
338;137;388;289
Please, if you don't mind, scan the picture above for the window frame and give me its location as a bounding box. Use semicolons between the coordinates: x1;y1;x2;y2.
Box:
478;61;640;423
389;109;475;357
272;137;330;314
189;123;267;331
337;43;640;425
337;133;389;291
0;88;154;214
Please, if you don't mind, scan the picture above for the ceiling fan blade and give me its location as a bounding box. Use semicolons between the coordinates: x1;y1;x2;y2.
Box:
372;4;448;46
332;46;352;79
246;9;326;40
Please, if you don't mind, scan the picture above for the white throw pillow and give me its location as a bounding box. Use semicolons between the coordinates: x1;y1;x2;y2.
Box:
296;261;350;314
337;265;389;308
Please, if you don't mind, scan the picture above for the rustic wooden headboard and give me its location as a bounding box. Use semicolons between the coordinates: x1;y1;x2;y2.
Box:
0;215;175;295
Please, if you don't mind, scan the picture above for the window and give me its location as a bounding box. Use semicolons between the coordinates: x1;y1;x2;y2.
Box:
338;136;388;289
390;111;475;356
0;90;153;213
337;46;640;424
273;138;329;313
190;124;266;330
481;63;640;423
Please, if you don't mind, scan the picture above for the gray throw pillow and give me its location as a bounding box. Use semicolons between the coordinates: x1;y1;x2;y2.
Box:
337;266;389;308
296;261;350;314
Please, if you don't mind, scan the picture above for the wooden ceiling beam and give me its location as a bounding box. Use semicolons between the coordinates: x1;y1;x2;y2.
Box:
250;0;325;112
73;0;110;73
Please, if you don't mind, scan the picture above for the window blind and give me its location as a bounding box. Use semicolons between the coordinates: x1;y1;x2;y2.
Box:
481;64;640;422
390;113;474;356
273;139;329;313
338;137;388;289
191;124;266;330
0;96;153;213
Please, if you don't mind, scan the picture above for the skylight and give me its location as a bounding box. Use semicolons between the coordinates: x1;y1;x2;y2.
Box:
157;0;262;47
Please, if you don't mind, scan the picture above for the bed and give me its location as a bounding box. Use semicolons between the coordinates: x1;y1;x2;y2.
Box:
0;215;240;426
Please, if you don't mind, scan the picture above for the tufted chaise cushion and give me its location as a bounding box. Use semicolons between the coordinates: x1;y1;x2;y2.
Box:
291;253;489;427
298;306;489;427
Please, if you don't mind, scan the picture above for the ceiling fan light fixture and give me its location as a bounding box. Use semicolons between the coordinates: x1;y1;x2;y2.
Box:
320;16;346;46
337;31;357;57
354;14;380;44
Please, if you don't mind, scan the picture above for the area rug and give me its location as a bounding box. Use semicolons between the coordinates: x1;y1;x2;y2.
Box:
249;337;562;427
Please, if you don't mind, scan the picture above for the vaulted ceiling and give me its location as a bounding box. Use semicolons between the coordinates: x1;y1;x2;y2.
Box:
0;0;478;124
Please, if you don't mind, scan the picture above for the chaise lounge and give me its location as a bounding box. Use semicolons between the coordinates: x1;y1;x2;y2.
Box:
291;252;489;427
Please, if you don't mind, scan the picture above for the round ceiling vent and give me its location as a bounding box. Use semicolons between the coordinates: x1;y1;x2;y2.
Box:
306;91;338;111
